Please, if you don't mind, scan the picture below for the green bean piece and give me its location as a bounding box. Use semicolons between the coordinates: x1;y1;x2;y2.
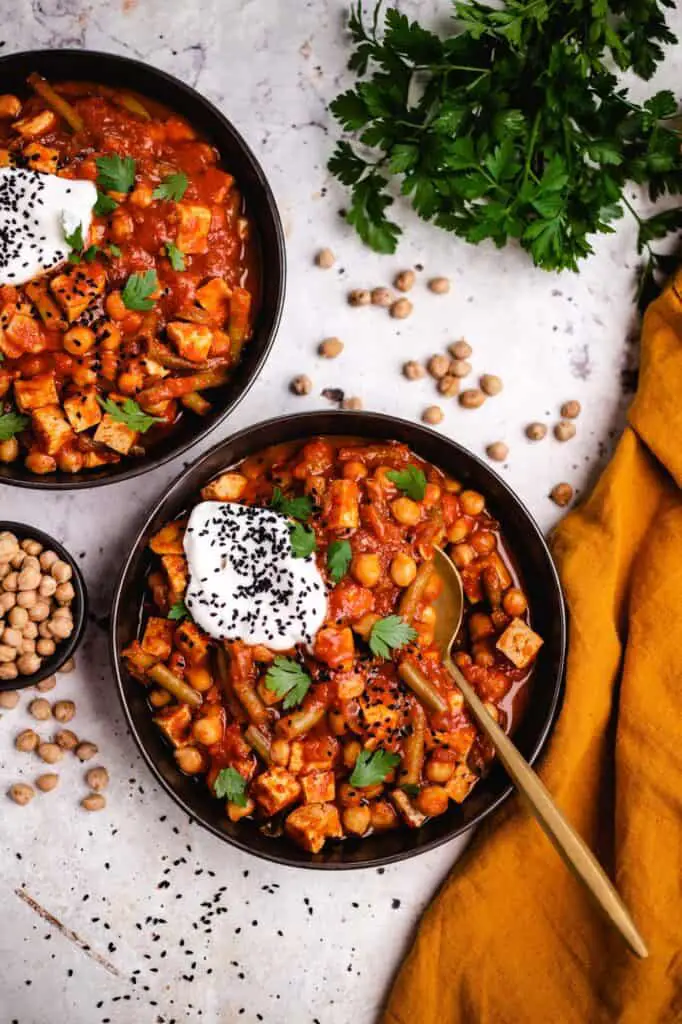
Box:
147;662;202;708
398;661;448;715
244;725;272;765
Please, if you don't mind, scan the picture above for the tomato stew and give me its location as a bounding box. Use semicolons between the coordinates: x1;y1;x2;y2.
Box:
123;438;544;854
0;74;258;476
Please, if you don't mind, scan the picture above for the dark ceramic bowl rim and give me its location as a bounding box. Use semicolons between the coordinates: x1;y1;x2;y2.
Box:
0;521;88;690
110;411;566;869
0;48;286;490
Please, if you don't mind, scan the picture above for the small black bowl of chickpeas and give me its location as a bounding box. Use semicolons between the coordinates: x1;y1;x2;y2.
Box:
0;524;87;690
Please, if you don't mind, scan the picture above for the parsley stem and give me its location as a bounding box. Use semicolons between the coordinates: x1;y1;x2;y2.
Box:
523;109;541;181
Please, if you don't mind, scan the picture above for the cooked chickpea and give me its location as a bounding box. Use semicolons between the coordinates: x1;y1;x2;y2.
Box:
448;339;472;360
59;450;84;473
53;700;75;723
192;716;222;746
85;766;109;791
394;269;415;292
0;592;16;614
390;552;417;588
0;688;19;708
8;606;28;630
0;532;19;559
428;277;450;294
460;490;485;516
426;758;456;784
148;688;171;708
0;643;17;663
348;288;371;307
342;740;362;769
55;581;75;606
16;591;37;609
351;552;381;588
37;742;63;764
370;800;399;831
318;337;344;359
290;374;312;396
342;460;368;481
391;497;421;527
51;560;72;584
75;741;97;761
469;612;495;641
38;575;57;599
270;738;290;767
503;588;528;616
81;793;106;811
343;804;371;836
174;746;204;774
371;286;393;307
390;297;413;319
39;550;58;572
24;453;57;475
422;405;444;426
472;640;496;667
16;728;39;752
54;728;78;750
0;438;20;463
9;782;35;805
554;420;576;442
48;617;73;640
0;94;21;118
470;531;495;556
416;785;449;816
451;543;476;569
63;325;96;355
28;601;50;623
184;666;213;693
427;354;450;379
36;773;59;793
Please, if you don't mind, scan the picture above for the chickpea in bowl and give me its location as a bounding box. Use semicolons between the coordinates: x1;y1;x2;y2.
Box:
0;523;87;689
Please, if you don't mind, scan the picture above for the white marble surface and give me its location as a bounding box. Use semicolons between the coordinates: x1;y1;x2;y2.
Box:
1;2;682;1023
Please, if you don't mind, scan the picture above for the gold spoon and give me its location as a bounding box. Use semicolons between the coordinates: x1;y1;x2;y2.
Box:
417;545;647;959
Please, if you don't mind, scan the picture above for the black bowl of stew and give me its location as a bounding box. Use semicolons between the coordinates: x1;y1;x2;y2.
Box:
0;49;285;489
111;411;566;869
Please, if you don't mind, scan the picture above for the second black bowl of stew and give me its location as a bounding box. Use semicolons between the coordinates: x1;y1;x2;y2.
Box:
0;49;285;488
111;411;566;869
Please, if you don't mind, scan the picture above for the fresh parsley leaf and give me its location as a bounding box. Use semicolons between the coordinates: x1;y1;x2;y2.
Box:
214;767;248;806
122;270;158;311
107;243;122;258
97;396;162;433
401;783;420;798
327;539;352;583
270;487;313;522
64;223;84;255
386;464;426;501
369;615;417;659
82;245;99;263
165;242;185;271
95;154;136;194
0;352;4;362
350;747;400;788
153;172;189;202
168;600;188;622
288;521;317;559
0;412;28;441
93;191;118;216
264;657;312;710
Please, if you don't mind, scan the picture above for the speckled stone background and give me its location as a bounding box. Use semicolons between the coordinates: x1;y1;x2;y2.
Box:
1;2;682;1023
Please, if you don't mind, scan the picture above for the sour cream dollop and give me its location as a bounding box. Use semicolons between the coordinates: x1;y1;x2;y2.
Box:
0;167;97;286
183;502;328;650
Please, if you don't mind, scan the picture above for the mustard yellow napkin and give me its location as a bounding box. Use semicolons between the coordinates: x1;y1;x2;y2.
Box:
382;272;682;1024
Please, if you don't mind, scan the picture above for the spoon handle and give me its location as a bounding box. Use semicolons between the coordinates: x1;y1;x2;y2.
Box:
445;657;648;959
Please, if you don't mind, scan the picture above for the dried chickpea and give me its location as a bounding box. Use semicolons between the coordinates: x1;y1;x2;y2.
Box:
9;783;34;805
343;804;371;836
0;532;19;559
459;388;486;409
28;601;50;623
389;297;412;319
290;374;312;396
55;581;75;605
20;538;41;557
24;622;39;640
3;628;22;648
550;482;574;507
0;562;8;580
85;766;109;791
480;374;503;396
450;360;471;378
29;697;51;720
503;588;528;616
8;606;28;630
394;269;415;292
561;400;581;419
38;576;57;599
526;422;547;442
10;550;26;569
427;277;450;294
341;396;363;410
75;741;97;761
81;793;106;811
371;286;392;307
3;571;18;592
17;565;40;591
416;785;449;816
315;248;335;269
0;663;18;680
422;405;444;426
53;700;75;723
54;728;78;750
427;354;450;380
58;657;75;673
20;638;36;655
0;592;16;614
37;742;63;764
36;639;55;658
16;591;37;609
16;728;39;752
18;653;40;675
402;360;425;380
0;643;17;663
438;375;459;397
554;421;576;442
448;339;472;360
192;716;222;746
35;673;55;691
36;773;59;792
48;617;74;640
51;560;72;583
460;490;485;516
348;288;371;307
174;746;203;774
391;497;421;527
0;688;19;708
318;337;344;359
39;550;58;572
390;552;417;588
486;442;508;462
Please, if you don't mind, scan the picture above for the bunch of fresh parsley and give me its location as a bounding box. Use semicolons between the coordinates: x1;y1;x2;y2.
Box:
329;0;682;300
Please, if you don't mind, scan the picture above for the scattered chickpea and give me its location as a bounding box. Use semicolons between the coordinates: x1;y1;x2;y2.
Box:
422;405;444;426
36;674;56;692
36;773;59;793
341;396;363;410
437;375;460;397
448;339;472;360
459;389;486;409
371;286;392;307
9;782;34;805
426;354;449;380
85;766;109;792
480;374;503;397
16;729;39;752
318;337;344;359
554;420;576;442
402;360;425;380
394;269;415;292
315;248;335;269
348;288;371;307
75;741;98;761
550;482;574;507
37;742;63;764
54;728;79;751
290;374;312;396
58;657;76;673
561;399;581;419
29;697;51;720
0;688;19;709
81;793;106;812
449;360;471;378
389;298;413;319
428;277;450;294
53;699;75;723
525;422;547;442
486;442;509;462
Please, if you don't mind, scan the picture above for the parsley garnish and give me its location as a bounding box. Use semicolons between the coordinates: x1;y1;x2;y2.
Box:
327;539;352;583
329;1;682;294
350;747;400;788
165;242;185;271
168;600;188;622
82;245;99;263
0;412;28;441
387;464;426;501
264;657;312;710
95;154;136;194
97;396;162;433
93;191;118;216
369;615;417;659
107;243;122;259
214;767;248;806
288;521;317;559
122;270;158;311
271;487;313;522
153;172;189;201
64;223;85;263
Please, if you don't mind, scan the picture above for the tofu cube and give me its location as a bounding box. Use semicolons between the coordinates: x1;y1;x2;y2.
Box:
166;322;213;363
153;704;192;748
174;621;210;666
31;404;74;455
496;617;544;670
314;626;355;670
176;203;212;254
14;109;57;137
285;803;343;853
301;770;335;804
13;373;59;412
141;616;175;660
64;390;102;433
93;413;137;455
50;264;106;322
200;472;247;502
83;449;117;469
196;277;230;318
161;555;188;601
324;479;360;531
150;520;186;555
251;767;301;817
444;765;478;804
5;313;45;353
23;142;59;174
357;697;401;746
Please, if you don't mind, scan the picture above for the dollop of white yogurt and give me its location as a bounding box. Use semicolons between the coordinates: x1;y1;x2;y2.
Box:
0;167;97;286
183;502;328;650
